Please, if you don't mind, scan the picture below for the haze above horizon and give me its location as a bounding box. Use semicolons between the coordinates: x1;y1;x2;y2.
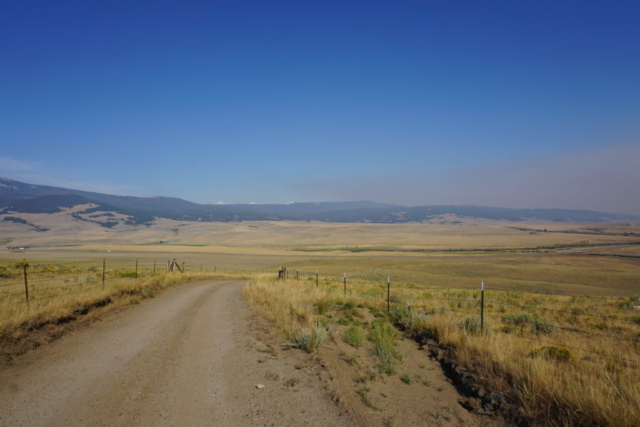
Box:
1;1;639;214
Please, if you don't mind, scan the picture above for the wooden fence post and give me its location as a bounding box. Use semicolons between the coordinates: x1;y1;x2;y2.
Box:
387;276;391;314
344;272;347;296
480;281;485;334
23;259;29;306
102;258;106;288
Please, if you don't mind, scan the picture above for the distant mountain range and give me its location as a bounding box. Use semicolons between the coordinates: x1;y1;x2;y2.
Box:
1;177;638;227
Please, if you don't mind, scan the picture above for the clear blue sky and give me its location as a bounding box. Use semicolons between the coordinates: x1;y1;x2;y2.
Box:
1;1;639;213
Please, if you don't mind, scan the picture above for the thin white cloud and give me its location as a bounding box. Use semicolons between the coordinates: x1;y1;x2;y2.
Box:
0;156;39;173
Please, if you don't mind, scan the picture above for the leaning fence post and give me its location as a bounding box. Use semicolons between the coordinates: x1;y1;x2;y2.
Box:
387;276;391;314
102;258;106;288
23;259;29;306
480;281;485;334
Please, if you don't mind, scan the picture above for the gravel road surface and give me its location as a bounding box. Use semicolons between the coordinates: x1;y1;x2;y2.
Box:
0;280;353;427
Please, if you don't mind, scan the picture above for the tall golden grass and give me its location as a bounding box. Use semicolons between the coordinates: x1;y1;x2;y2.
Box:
244;274;640;427
0;269;248;358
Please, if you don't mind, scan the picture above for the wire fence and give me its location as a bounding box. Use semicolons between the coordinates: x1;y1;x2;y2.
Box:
288;268;640;368
2;260;639;367
0;258;272;307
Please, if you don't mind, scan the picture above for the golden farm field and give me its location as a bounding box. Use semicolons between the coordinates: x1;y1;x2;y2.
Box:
3;216;640;253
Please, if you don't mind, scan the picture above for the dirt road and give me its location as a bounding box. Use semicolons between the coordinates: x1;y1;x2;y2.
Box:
0;281;353;427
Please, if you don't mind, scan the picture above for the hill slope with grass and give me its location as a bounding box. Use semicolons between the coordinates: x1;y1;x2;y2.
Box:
1;177;638;225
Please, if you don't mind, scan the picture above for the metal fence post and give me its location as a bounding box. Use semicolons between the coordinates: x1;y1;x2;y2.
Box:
23;259;29;306
344;272;347;296
480;281;485;334
387;276;391;314
316;270;318;287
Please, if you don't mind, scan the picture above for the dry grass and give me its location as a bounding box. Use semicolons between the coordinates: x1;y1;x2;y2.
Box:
244;274;640;427
3;214;640;253
0;265;249;362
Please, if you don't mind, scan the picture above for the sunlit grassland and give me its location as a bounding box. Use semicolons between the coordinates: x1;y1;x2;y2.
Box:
0;259;250;360
280;253;640;297
244;274;640;427
4;217;640;252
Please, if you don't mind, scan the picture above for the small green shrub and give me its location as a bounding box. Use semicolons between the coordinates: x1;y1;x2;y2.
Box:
400;374;412;384
618;301;635;310
343;301;356;310
530;346;575;363
339;352;358;366
502;313;555;335
0;266;12;278
142;288;155;298
391;305;418;330
288;323;327;353
502;313;536;325
337;316;352;326
345;326;365;348
530;318;556;335
316;299;331;315
368;319;405;375
119;271;138;278
459;316;481;333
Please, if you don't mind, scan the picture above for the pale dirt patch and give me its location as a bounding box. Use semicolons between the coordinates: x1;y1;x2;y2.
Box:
309;321;509;427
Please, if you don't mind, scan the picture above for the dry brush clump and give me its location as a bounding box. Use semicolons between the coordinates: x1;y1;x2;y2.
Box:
244;274;640;427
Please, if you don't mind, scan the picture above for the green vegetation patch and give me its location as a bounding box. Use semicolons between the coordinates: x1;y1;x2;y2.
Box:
344;325;365;348
368;318;405;375
530;345;575;363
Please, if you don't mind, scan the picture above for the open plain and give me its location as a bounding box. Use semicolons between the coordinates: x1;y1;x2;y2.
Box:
1;219;639;426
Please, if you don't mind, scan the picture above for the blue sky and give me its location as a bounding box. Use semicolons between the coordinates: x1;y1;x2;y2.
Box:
1;1;639;214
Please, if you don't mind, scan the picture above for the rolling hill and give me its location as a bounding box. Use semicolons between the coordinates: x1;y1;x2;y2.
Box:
1;177;638;228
